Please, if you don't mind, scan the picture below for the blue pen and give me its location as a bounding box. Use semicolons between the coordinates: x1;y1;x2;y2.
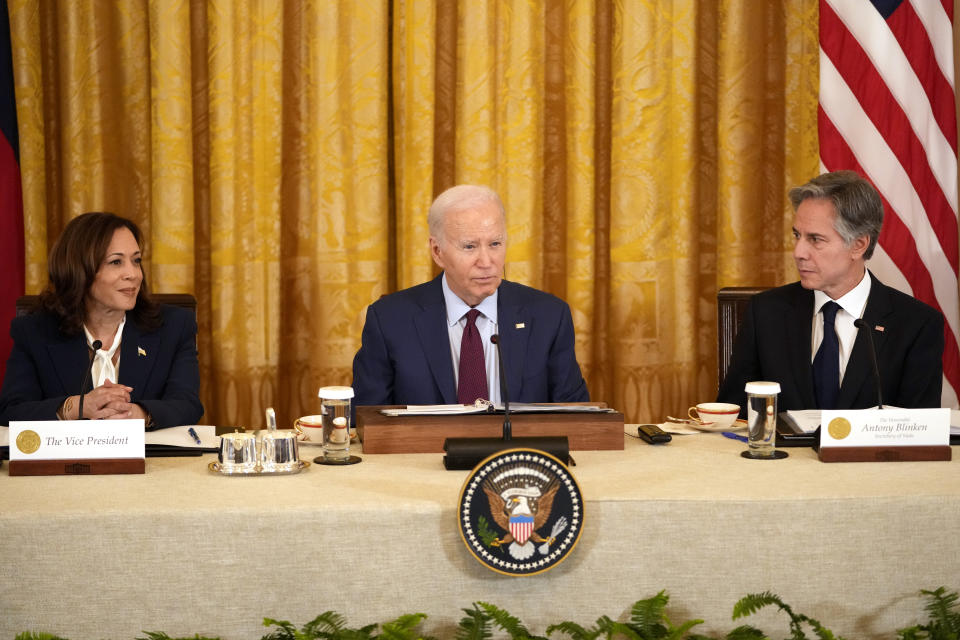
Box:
722;431;748;443
188;427;202;445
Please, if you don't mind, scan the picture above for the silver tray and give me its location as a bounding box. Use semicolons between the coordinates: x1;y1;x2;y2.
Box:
208;459;309;476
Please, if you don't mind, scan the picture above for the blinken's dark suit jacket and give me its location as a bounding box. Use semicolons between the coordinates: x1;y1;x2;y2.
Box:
0;305;204;428
352;275;590;405
717;276;944;414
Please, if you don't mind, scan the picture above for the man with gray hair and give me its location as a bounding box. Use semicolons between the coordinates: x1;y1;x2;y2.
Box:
352;184;589;406
718;170;943;413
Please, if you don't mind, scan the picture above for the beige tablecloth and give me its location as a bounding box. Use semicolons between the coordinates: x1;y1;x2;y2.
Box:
1;433;958;639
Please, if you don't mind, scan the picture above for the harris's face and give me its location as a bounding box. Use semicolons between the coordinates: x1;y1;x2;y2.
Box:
86;227;143;315
429;201;506;307
792;198;868;300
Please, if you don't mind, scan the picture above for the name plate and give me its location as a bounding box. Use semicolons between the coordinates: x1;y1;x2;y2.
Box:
817;408;951;463
10;419;146;461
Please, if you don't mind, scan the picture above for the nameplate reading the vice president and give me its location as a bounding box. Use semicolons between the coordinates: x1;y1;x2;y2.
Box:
10;419;146;461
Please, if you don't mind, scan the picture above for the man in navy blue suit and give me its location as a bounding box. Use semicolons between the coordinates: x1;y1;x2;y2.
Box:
352;185;589;406
717;171;943;414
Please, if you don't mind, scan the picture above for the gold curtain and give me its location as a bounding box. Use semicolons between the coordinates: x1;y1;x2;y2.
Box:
8;0;819;427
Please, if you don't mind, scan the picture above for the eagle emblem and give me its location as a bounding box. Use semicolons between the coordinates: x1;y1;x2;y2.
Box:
483;467;565;560
457;448;583;576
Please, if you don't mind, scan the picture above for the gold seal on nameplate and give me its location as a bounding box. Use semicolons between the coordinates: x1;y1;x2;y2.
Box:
16;430;41;454
827;417;851;440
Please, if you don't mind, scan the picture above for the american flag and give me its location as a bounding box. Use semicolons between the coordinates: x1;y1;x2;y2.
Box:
818;0;960;407
0;0;25;384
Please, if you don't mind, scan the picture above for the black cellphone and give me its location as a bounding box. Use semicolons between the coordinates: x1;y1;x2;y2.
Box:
638;424;672;444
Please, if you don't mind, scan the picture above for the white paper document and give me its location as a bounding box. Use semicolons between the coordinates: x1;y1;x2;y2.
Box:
380;402;614;417
779;410;822;434
146;424;218;448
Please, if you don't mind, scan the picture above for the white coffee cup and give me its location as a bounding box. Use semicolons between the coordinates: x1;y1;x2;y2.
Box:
688;402;740;429
294;415;324;443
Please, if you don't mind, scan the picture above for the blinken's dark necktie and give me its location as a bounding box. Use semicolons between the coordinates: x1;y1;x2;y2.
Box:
813;301;840;409
457;309;488;404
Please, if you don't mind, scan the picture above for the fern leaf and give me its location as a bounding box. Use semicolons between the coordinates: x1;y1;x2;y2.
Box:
335;631;375;640
260;618;299;640
920;587;960;636
476;602;546;639
544;620;598;639
15;634;71;640
732;592;788;620
379;613;428;639
724;625;768;640
302;610;349;637
628;591;670;633
789;611;844;640
665;618;705;640
454;605;493;640
602;620;644;639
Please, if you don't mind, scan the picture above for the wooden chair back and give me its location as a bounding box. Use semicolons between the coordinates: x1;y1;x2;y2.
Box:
717;287;768;389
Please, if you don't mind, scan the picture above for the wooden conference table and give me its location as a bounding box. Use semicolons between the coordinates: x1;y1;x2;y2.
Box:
1;430;958;639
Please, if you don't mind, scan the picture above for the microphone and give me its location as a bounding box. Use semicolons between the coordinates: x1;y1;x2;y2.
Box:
442;334;569;470
853;318;884;409
77;340;102;420
490;334;511;440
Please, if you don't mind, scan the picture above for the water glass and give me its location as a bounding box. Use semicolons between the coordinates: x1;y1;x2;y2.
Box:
744;381;781;459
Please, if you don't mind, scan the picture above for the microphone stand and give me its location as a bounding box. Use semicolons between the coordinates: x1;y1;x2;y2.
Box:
78;340;102;420
491;334;511;441
853;318;884;409
442;334;569;470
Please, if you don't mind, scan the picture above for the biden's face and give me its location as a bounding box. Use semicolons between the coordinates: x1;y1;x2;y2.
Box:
430;201;506;307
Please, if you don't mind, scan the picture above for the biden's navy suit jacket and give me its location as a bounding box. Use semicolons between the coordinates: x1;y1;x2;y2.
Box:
0;305;204;428
717;276;943;414
352;275;589;406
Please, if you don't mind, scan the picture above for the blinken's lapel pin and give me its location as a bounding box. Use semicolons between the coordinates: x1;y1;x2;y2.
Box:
138;346;147;357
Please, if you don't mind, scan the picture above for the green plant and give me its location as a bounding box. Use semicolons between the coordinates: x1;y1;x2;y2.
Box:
897;587;960;640
732;591;843;640
260;610;432;640
19;587;960;640
546;590;708;640
453;602;546;640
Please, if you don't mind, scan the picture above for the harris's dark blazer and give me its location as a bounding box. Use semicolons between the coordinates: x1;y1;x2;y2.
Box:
0;305;204;428
352;275;589;405
717;276;943;414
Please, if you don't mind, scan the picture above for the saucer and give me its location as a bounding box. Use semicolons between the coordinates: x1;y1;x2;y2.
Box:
693;418;747;433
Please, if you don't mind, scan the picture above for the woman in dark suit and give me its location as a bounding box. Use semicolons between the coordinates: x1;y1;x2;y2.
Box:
0;212;203;428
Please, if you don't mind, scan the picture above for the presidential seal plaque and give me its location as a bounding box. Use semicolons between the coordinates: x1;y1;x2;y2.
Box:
15;430;41;454
457;448;583;576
